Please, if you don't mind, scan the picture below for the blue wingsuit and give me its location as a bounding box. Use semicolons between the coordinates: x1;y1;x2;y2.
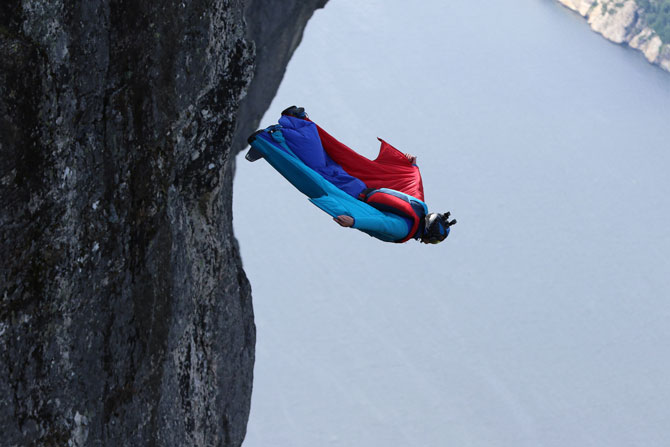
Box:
248;115;427;242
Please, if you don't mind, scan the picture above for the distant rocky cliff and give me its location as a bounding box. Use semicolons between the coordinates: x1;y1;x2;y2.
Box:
0;0;325;446
558;0;670;72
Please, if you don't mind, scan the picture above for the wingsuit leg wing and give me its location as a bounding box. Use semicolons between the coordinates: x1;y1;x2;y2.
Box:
247;128;327;199
246;125;394;226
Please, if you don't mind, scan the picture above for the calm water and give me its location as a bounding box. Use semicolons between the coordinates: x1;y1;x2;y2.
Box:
235;1;670;446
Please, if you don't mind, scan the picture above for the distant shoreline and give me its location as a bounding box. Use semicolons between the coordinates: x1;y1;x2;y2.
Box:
557;0;670;73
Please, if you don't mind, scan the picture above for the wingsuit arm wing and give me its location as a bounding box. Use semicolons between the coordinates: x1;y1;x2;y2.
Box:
313;122;425;201
351;212;411;242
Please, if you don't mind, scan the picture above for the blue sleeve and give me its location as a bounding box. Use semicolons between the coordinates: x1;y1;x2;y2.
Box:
352;212;411;242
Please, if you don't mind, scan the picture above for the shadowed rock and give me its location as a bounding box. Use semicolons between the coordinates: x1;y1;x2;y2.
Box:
0;0;326;445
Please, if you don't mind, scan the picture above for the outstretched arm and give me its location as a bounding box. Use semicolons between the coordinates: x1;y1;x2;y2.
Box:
334;213;410;242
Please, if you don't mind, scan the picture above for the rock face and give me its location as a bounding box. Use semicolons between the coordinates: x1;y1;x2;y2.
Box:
557;0;670;72
0;0;325;446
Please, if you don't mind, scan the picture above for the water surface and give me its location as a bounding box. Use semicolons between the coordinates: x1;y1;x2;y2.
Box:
235;1;670;446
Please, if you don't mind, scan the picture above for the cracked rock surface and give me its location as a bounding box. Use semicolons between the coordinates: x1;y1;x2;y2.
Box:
0;0;325;445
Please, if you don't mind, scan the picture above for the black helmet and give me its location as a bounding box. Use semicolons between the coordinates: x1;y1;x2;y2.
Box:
421;212;457;244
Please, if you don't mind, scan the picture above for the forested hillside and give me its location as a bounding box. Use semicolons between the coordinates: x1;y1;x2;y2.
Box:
638;0;670;42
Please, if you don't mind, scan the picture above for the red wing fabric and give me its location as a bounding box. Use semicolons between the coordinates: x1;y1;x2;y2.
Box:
314;123;425;202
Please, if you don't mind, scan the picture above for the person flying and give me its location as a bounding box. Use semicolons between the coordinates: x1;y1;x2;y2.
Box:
246;106;456;244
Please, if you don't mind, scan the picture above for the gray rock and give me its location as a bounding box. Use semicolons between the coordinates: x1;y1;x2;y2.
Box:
0;0;326;445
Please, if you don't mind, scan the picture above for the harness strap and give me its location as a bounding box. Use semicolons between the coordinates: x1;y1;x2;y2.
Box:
359;188;426;243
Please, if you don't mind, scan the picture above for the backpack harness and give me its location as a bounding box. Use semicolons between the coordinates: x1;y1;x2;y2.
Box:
359;188;427;243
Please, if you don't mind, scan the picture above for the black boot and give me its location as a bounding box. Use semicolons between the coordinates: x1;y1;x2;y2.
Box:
245;147;263;162
245;129;265;162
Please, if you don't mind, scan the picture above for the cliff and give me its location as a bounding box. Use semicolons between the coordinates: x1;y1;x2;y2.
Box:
0;0;325;446
558;0;670;72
